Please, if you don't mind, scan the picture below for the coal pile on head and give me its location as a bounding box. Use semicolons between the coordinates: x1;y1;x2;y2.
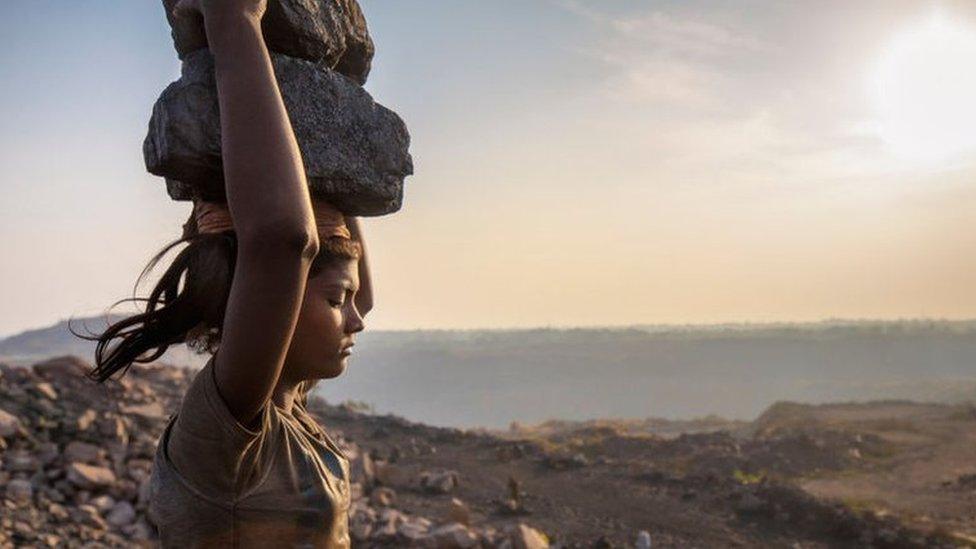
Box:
146;0;413;216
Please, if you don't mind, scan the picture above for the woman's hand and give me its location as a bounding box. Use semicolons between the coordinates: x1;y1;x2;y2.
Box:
344;216;373;318
171;0;267;26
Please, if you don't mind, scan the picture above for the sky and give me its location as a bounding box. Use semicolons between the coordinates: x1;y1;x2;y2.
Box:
3;0;976;337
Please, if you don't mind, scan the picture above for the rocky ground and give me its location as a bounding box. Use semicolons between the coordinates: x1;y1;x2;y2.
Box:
1;355;974;548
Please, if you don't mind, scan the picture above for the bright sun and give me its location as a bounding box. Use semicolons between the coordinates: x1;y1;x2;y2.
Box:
874;12;976;163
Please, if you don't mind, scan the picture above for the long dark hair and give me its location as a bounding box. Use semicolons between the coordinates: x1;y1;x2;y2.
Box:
73;213;361;406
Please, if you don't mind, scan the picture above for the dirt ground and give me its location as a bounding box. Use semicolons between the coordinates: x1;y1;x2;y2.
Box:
795;402;976;543
312;398;976;547
3;354;973;547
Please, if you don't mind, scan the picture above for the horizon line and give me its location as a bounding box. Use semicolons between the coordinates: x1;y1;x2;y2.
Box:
4;314;976;340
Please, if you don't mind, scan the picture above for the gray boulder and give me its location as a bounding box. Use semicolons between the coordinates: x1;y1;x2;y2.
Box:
162;0;374;85
144;49;412;217
63;441;105;465
6;479;33;505
106;501;137;528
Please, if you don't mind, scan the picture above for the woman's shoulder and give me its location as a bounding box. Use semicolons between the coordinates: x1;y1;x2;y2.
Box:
164;355;279;499
178;354;271;442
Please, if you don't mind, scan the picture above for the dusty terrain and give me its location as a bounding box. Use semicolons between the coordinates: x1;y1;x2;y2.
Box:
319;399;976;548
1;355;974;547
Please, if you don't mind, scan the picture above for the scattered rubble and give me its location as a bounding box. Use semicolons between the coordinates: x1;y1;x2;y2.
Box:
1;353;968;547
0;356;555;547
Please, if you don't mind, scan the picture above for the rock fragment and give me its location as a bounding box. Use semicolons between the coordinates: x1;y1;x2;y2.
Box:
89;494;116;514
161;0;374;84
36;442;59;466
47;502;70;521
419;468;460;494
6;478;33;505
5;450;39;473
32;382;58;400
120;402;167;423
373;459;401;486
97;416;128;444
122;518;154;540
369;486;396;507
72;504;108;529
0;408;23;438
447;497;471;526
106;501;137;528
507;522;550;549
397;519;429;543
63;441;105;464
32;356;89;379
66;463;116;490
74;409;98;432
426;522;480;548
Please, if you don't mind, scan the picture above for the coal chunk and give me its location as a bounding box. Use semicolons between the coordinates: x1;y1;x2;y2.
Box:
143;49;412;216
162;0;374;84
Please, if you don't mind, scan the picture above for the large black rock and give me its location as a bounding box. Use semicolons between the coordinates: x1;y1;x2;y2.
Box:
143;49;412;216
162;0;374;85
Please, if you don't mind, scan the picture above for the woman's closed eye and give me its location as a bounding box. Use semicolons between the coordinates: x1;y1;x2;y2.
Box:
328;289;355;308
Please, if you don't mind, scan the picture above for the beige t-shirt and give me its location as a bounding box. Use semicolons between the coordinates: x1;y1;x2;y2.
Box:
148;354;351;548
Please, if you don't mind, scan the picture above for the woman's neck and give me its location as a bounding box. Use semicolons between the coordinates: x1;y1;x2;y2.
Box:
271;378;302;416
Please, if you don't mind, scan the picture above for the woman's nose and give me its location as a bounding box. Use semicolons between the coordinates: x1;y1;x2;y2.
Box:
346;306;365;334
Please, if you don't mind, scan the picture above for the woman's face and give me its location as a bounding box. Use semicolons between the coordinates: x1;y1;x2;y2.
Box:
284;257;364;382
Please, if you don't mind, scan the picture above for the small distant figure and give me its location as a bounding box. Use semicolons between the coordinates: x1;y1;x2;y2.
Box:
636;530;652;549
508;475;522;505
493;475;531;516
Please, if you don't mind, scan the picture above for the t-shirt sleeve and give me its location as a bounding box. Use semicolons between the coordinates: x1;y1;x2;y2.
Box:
166;354;274;499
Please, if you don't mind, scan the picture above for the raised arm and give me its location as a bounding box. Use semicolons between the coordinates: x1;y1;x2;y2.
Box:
344;216;373;317
174;0;319;427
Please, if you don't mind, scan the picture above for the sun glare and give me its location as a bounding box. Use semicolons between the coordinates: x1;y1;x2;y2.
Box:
874;11;976;164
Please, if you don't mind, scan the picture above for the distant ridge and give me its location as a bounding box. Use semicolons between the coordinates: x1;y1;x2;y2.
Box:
0;315;207;368
2;314;976;428
4;315;976;366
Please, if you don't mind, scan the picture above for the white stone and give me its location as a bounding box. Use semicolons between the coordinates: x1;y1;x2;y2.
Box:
89;494;116;513
427;522;479;549
66;463;117;489
33;382;58;400
0;408;22;437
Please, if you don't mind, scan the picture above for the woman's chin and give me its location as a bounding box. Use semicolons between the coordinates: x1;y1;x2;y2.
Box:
315;358;347;379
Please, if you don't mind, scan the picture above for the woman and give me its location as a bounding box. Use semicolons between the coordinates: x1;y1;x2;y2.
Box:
85;0;370;545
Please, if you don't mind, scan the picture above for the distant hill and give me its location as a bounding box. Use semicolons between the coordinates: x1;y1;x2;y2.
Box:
0;315;207;369
318;320;976;428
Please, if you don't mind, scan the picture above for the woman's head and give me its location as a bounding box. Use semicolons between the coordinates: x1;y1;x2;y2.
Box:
282;236;365;386
80;207;365;405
